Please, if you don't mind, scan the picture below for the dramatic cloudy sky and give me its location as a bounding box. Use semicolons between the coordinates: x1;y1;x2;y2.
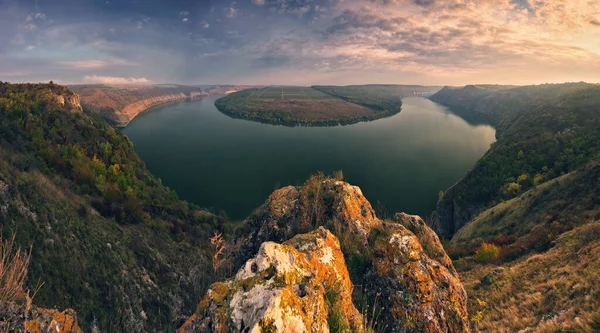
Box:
1;0;599;85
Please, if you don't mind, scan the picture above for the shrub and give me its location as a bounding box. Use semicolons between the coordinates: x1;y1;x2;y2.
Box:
0;233;31;303
474;242;500;263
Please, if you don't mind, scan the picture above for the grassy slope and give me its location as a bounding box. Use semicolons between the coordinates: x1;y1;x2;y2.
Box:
461;220;600;332
454;159;600;243
441;157;600;331
430;83;600;239
0;83;228;332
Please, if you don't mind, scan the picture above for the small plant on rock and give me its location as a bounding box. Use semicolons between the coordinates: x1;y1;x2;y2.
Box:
209;233;226;272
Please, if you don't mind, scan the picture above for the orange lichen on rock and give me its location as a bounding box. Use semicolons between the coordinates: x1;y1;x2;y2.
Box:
0;302;82;333
372;222;470;332
178;227;363;333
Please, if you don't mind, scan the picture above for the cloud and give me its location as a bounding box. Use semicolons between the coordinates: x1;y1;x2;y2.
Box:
82;75;151;85
1;0;599;85
224;7;238;18
61;60;132;69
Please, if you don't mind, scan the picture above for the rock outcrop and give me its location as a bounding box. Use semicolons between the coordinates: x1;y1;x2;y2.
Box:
178;227;363;333
36;86;83;113
0;302;82;333
182;177;470;333
51;91;82;113
242;179;382;257
368;221;469;332
393;213;457;276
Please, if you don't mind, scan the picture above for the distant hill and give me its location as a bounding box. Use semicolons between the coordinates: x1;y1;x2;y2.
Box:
69;84;207;126
204;85;258;95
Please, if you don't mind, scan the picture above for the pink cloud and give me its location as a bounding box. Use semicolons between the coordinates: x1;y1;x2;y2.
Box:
82;75;151;85
61;60;132;69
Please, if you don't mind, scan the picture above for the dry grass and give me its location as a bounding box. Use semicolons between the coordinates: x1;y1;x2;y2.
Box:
209;233;226;272
460;220;600;332
0;232;31;304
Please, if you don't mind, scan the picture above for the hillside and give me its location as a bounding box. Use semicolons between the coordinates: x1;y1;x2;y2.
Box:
430;83;600;331
444;158;600;331
69;84;207;126
430;83;600;239
461;219;600;331
0;82;225;332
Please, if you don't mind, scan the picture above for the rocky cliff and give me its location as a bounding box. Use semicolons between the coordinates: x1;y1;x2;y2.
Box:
118;92;192;124
180;176;470;332
47;90;82;113
0;302;81;333
69;84;207;126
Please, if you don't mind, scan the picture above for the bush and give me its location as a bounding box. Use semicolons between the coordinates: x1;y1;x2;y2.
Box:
0;233;31;303
474;242;500;263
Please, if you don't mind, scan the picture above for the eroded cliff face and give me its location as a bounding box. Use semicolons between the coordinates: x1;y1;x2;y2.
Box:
70;85;208;126
181;178;470;332
117;92;191;125
0;302;82;333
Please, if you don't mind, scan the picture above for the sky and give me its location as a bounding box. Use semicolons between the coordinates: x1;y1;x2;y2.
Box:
0;0;599;86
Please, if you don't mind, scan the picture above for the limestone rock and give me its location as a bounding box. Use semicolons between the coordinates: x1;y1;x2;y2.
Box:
393;212;457;276
244;179;382;255
370;222;469;332
53;92;83;113
178;227;363;333
0;301;82;333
